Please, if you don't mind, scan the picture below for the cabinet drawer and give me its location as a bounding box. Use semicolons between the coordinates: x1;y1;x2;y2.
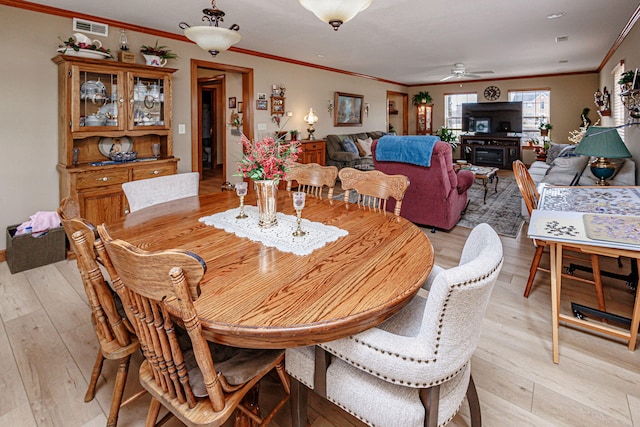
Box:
76;169;129;189
132;163;176;180
303;143;323;151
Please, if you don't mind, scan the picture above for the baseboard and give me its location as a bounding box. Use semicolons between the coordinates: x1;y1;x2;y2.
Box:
0;249;6;262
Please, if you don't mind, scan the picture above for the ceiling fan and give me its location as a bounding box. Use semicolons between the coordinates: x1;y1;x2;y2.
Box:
439;63;494;81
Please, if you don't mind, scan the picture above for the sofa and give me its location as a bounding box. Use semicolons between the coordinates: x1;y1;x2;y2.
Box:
523;142;636;217
325;131;386;170
372;137;475;231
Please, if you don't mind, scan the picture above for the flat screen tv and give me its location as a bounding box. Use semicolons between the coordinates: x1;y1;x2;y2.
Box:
461;101;523;134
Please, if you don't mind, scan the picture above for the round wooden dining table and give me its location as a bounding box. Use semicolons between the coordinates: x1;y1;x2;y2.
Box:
105;189;434;349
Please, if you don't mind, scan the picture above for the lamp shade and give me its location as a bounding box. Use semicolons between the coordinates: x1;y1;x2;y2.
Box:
304;108;318;125
184;26;242;54
574;126;631;158
299;0;372;30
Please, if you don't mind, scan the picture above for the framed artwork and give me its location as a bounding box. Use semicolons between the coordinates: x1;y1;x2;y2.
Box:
228;97;236;109
334;92;364;126
237;101;243;114
256;99;268;110
257;93;267;101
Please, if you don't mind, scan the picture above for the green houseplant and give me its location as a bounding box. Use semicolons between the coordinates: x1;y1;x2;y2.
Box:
618;70;638;90
412;91;432;105
140;41;178;60
437;126;458;150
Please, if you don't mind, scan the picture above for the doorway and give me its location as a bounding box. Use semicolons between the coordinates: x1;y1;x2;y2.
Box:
198;76;224;192
386;91;408;135
190;60;254;194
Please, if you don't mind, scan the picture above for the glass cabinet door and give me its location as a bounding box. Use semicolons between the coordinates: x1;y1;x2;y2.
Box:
128;72;171;130
72;66;124;132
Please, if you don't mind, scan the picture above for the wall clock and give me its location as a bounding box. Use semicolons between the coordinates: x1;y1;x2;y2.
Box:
484;85;501;101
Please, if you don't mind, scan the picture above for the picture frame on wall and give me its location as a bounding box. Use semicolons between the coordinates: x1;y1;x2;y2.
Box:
256;99;268;110
257;93;267;101
334;92;364;126
228;97;236;109
237;101;243;114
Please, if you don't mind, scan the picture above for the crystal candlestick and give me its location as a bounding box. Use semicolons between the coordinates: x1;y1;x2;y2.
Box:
235;181;248;219
292;191;306;237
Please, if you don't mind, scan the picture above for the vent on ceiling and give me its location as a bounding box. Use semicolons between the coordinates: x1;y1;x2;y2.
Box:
73;18;108;37
555;35;569;43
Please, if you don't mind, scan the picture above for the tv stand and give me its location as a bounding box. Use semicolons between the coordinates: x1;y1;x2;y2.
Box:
460;135;521;169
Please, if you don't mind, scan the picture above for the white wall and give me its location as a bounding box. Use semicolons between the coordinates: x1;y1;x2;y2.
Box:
0;5;404;251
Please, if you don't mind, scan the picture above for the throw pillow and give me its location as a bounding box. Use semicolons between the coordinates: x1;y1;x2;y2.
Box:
356;137;373;157
546;143;571;165
341;138;360;157
541;155;589;185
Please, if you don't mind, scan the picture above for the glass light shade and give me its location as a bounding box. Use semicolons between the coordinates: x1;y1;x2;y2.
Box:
184;26;242;54
304;108;318;125
298;0;372;30
574;126;631;158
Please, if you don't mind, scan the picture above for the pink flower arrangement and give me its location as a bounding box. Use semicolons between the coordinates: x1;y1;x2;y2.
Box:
237;135;300;181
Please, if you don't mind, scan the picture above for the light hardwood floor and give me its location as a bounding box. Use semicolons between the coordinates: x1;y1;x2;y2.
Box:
1;173;639;427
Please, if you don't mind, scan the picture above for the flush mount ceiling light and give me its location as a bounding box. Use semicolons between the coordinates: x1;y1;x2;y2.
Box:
298;0;373;31
179;0;241;57
547;12;566;19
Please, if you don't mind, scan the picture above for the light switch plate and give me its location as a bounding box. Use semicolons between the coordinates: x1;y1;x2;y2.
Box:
257;123;267;131
178;124;186;134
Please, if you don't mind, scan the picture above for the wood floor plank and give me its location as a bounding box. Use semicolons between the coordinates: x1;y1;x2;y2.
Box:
0;262;42;322
629;393;640;426
5;308;103;426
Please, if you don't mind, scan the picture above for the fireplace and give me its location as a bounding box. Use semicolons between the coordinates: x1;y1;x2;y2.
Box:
474;147;505;168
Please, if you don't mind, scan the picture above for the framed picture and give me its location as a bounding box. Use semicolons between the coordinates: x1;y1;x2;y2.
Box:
256;99;268;110
257;93;267;101
237;101;243;114
228;97;236;109
334;92;364;126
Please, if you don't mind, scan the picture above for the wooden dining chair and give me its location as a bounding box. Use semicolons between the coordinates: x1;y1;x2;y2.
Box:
122;171;200;212
285;162;338;199
512;160;605;310
57;197;143;427
338;167;410;216
97;224;290;427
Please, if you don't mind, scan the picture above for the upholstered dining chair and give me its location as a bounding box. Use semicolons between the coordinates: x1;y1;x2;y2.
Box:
285;162;338;199
122;171;200;212
57;197;142;427
286;223;504;427
97;224;290;427
512;160;606;310
338;167;410;216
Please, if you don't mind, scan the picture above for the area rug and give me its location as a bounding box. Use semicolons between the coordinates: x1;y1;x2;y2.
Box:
456;176;524;238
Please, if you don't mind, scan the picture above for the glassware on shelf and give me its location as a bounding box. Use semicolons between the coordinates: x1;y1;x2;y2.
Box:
152;143;161;158
235;181;248;219
292;191;306;237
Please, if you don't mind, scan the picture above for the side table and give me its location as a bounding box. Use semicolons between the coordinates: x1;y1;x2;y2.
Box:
459;165;499;204
298;139;326;165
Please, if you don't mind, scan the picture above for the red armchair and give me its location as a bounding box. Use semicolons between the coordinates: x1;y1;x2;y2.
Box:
372;139;474;231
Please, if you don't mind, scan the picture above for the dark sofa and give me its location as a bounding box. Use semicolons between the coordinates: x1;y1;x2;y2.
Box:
325;131;386;170
372;138;475;231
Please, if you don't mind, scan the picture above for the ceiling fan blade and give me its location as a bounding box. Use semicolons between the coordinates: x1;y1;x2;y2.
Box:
470;70;494;75
439;75;455;81
464;74;483;79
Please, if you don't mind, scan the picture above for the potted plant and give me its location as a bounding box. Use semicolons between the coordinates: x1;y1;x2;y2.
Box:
618;70;637;91
538;118;553;137
412;91;432;105
437;126;458;150
140;41;177;66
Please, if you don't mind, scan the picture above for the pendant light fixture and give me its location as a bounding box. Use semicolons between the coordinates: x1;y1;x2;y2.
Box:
179;0;241;57
298;0;373;31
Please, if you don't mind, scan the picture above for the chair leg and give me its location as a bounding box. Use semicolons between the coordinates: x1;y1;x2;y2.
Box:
524;245;545;297
420;385;440;427
466;375;482;427
107;355;131;427
590;254;606;311
145;397;162;427
85;349;105;402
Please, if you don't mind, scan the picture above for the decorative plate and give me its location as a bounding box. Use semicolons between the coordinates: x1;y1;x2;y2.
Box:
98;136;133;157
57;47;111;60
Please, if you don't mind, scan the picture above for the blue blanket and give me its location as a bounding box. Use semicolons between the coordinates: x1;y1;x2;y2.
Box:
375;135;439;167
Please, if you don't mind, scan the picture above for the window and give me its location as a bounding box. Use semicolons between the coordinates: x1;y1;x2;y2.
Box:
509;89;551;142
613;62;625;140
444;93;477;133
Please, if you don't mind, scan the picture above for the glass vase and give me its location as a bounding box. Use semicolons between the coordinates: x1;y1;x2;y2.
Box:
254;180;278;228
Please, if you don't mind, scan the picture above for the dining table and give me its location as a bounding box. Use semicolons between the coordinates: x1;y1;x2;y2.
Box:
105;189;434;350
528;185;640;364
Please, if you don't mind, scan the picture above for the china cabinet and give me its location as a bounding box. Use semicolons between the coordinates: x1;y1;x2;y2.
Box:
53;55;178;225
416;103;433;135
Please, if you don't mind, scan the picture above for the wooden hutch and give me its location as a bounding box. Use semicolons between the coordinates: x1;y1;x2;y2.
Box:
53;55;178;225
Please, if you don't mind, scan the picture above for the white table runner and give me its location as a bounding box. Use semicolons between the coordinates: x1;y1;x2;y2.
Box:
199;206;348;256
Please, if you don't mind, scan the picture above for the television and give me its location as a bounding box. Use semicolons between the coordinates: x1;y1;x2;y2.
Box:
461;101;523;134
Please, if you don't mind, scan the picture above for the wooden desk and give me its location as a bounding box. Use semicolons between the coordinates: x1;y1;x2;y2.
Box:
528;186;640;363
106;190;433;349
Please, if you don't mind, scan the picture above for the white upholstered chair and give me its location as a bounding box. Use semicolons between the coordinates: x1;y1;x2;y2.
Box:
286;223;504;427
122;172;200;212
